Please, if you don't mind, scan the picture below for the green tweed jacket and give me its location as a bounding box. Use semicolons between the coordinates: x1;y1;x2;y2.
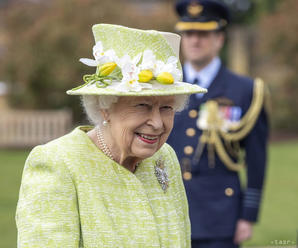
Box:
16;126;191;247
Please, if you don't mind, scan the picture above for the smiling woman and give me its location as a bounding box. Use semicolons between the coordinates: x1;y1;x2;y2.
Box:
82;94;188;172
87;95;178;172
16;24;206;248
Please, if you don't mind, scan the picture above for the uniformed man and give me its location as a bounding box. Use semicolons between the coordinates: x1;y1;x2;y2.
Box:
167;0;269;247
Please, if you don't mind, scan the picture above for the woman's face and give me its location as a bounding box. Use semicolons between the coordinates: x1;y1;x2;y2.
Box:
104;96;176;161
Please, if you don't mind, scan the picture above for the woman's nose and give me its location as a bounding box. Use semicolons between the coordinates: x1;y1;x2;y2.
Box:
148;108;163;130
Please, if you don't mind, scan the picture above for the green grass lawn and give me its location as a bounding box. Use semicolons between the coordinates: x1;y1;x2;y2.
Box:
0;141;298;248
244;140;298;247
0;150;30;248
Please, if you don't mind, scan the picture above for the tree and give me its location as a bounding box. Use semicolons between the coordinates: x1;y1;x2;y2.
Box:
0;0;176;122
255;0;298;131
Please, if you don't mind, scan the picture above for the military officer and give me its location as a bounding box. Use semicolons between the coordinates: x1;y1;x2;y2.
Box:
167;0;269;247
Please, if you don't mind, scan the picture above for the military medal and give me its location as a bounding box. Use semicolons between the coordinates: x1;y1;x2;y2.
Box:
154;157;169;192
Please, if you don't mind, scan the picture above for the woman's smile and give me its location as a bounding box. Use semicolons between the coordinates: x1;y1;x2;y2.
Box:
135;132;161;144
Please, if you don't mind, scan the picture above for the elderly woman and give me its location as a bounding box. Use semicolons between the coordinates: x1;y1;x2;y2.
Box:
16;24;206;247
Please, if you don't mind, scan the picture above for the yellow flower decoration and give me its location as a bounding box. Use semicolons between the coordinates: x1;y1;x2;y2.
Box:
156;72;174;84
138;70;153;83
99;62;117;76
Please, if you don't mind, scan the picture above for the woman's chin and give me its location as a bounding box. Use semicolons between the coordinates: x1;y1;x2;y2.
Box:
131;147;158;160
131;134;162;159
131;145;161;160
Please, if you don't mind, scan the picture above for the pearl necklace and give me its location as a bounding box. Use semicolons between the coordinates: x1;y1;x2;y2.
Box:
96;126;114;161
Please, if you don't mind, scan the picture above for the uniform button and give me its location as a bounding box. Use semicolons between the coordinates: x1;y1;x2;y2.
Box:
186;128;196;137
225;187;234;197
184;146;194;155
183;172;192;180
188;109;198;118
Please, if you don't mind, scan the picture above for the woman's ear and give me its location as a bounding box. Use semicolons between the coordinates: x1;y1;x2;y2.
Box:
100;109;110;122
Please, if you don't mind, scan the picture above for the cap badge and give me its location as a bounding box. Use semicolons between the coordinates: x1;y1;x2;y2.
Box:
187;2;203;17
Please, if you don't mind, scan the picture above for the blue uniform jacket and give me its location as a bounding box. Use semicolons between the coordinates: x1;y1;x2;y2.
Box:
167;65;268;239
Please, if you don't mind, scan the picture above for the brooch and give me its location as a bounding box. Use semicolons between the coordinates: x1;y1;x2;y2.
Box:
154;157;169;192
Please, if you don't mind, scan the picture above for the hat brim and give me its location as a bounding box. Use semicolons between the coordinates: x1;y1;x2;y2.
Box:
175;21;225;32
67;81;207;96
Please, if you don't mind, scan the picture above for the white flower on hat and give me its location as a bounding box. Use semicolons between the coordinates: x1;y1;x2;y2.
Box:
79;41;117;67
121;63;142;91
138;50;182;84
116;53;152;92
139;50;181;84
155;56;182;82
116;53;141;69
139;50;156;71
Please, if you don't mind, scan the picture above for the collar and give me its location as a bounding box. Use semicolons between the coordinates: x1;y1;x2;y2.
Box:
184;57;221;90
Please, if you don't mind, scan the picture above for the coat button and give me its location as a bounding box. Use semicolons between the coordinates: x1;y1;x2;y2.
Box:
188;109;198;118
225;187;234;197
184;146;194;155
183;171;192;180
186;128;196;137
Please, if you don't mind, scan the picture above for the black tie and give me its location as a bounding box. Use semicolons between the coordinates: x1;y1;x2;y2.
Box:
193;78;199;85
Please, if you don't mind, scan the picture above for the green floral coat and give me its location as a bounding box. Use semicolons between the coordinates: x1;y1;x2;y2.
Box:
16;126;191;247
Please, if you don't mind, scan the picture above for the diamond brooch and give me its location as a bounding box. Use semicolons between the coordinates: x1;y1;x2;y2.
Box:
154;157;169;192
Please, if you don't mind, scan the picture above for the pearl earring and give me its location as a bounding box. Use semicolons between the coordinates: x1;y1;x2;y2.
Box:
103;120;108;126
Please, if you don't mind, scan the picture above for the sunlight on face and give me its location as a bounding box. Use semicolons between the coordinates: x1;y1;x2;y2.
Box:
107;96;176;161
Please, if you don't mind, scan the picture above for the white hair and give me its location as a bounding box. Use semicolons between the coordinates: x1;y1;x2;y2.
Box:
81;94;189;125
174;94;189;112
81;95;118;125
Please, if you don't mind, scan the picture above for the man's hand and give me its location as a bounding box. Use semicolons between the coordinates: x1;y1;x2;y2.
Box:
234;219;253;245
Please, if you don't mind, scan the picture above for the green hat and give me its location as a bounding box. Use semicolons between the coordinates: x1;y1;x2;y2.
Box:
67;24;207;96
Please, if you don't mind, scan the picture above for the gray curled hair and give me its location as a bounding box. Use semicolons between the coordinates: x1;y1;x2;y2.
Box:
81;95;189;125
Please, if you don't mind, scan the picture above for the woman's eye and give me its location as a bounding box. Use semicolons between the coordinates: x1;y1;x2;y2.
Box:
161;106;173;111
136;103;149;108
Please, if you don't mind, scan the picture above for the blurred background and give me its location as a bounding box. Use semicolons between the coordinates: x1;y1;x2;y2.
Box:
0;0;297;247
